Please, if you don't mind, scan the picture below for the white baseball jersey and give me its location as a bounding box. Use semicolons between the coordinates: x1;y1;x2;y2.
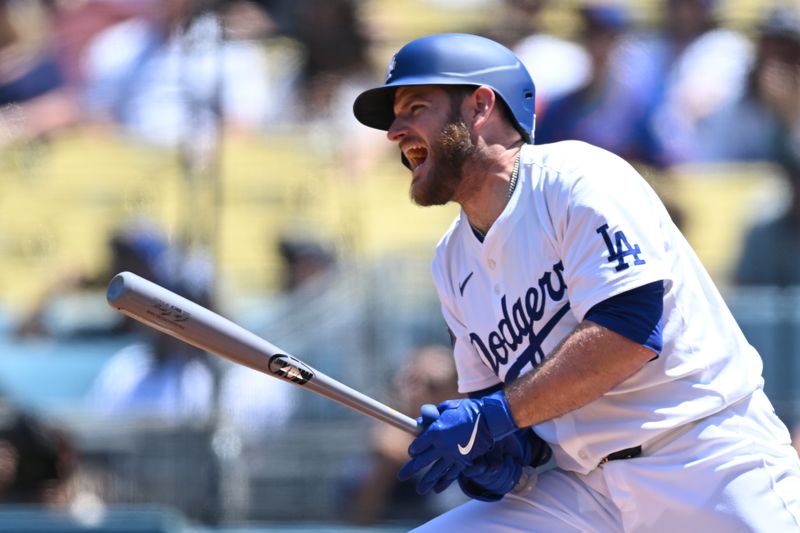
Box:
431;140;765;475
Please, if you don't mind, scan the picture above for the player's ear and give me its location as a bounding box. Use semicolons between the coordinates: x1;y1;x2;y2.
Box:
467;86;497;133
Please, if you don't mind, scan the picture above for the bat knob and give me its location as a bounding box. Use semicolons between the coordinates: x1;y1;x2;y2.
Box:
106;271;132;304
419;403;440;431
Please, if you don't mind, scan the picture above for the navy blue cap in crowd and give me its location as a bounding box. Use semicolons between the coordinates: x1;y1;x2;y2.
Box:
581;4;630;31
758;6;800;44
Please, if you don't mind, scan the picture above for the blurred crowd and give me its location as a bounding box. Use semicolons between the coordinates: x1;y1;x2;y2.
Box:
0;0;386;175
2;0;799;278
1;0;796;166
1;0;800;529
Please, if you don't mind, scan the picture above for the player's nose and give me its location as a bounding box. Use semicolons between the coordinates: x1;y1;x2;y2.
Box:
387;118;407;142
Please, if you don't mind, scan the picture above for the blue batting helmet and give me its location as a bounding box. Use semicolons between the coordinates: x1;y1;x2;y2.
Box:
353;33;536;142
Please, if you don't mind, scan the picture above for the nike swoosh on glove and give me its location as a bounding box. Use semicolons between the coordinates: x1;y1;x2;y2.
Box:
398;390;518;495
457;428;550;502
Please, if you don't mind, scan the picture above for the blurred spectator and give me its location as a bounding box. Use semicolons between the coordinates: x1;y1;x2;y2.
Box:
12;214;218;424
215;358;295;445
44;0;142;90
484;0;591;118
85;326;216;424
0;0;80;146
535;3;667;167
342;344;462;525
84;223;217;424
620;0;753;165
729;7;800;287
14;217;176;339
733;156;800;287
287;0;370;121
281;0;389;176
213;235;338;442
693;5;800;164
0;404;78;505
80;0;277;147
277;235;337;293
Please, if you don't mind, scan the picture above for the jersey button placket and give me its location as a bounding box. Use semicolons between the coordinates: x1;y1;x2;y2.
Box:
487;257;500;294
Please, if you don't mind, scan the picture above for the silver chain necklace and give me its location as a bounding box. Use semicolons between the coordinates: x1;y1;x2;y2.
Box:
507;153;521;200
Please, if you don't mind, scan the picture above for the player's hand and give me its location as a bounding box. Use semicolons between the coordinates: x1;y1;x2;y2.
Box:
458;443;523;501
397;391;519;495
457;428;550;501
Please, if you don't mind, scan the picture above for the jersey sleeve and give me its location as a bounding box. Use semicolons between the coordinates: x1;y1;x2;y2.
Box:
584;280;664;354
431;253;502;394
543;147;674;320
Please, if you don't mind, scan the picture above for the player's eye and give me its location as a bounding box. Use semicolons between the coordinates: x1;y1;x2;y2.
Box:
410;104;425;114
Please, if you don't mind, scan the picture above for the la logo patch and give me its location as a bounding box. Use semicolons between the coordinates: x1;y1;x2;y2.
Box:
596;223;645;272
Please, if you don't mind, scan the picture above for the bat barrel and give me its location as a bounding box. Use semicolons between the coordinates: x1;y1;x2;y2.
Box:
107;272;421;435
107;271;285;372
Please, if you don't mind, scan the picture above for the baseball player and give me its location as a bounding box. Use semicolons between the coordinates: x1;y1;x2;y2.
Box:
352;33;800;531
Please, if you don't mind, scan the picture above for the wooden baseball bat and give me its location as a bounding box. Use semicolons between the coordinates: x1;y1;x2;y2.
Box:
106;271;421;435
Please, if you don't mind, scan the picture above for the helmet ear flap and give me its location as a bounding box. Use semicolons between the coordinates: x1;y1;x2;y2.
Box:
523;91;536;143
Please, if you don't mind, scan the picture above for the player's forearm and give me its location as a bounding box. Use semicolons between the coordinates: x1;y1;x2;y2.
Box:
503;320;656;428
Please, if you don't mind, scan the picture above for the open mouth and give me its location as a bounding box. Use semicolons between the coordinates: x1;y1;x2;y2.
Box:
402;144;428;170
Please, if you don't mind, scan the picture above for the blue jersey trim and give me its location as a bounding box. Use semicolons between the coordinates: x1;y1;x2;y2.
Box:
585;280;664;354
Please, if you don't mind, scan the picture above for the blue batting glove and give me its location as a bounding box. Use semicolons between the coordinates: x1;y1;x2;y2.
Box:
408;403;465;496
398;391;518;495
401;401;467;496
459;447;522;501
457;428;550;501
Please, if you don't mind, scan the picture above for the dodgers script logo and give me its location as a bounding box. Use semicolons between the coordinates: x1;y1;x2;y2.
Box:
469;261;570;383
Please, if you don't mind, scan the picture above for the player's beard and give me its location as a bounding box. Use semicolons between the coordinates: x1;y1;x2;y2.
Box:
410;115;477;207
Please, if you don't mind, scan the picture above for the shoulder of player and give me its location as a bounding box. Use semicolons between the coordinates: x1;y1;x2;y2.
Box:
525;141;638;187
526;140;616;170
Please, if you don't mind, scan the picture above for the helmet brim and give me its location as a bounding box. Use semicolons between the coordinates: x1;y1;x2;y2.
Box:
353;76;483;132
352;85;397;132
353;82;534;144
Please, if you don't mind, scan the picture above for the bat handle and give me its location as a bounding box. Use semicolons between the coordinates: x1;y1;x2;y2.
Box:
383;410;422;435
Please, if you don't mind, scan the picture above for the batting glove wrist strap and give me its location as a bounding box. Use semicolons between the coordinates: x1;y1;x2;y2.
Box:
481;390;519;442
523;429;553;468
